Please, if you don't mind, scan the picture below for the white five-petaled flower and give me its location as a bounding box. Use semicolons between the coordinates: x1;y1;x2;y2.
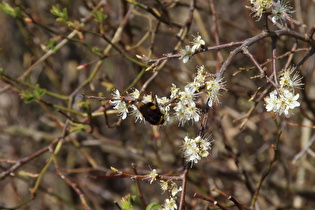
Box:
206;75;225;107
182;135;212;164
191;34;205;52
160;180;169;193
130;104;145;123
163;197;177;210
174;100;200;126
185;66;206;93
249;0;273;21
265;89;300;118
110;89;129;120
157;96;171;123
195;65;207;84
271;0;294;24
129;88;140;99
179;45;194;63
248;0;294;25
170;84;180;99
265;66;302;118
279;67;303;89
171;184;182;197
147;169;159;184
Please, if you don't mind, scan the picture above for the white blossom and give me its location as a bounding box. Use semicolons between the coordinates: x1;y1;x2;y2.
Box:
265;89;300;118
205;75;225;107
130;104;144;123
279;67;303;89
271;0;294;24
182;135;212;164
191;34;205;52
163;197;177;210
146;169;158;184
179;45;194;63
110;89;128;120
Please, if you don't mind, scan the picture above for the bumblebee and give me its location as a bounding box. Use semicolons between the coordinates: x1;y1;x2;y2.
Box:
138;102;165;125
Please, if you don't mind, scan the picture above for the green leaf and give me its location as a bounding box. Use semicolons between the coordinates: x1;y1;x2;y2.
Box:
121;194;137;210
50;4;68;22
91;46;103;56
44;38;58;53
110;166;119;173
146;202;162;210
0;2;21;17
69;124;85;133
20;84;46;103
92;8;108;23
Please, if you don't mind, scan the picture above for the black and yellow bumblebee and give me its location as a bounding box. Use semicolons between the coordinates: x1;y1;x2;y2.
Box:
138;102;165;125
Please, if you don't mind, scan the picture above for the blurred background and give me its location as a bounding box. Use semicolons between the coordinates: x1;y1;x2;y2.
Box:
1;0;315;209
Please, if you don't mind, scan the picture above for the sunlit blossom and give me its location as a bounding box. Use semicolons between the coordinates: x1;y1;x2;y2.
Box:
206;75;225;107
129;88;140;99
182;135;212;164
179;45;194;63
163;197;177;210
171;184;182;197
160;180;169;193
265;89;300;118
279;67;303;89
170;84;180;99
191;34;205;52
249;0;273;21
146;169;159;184
130;104;145;123
174;100;200;126
110;89;129;120
156;96;171;123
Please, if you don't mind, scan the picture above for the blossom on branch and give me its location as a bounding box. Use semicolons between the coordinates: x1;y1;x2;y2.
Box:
182;135;212;164
191;34;205;52
265;89;300;118
110;89;128;120
265;67;302;118
179;45;194;63
248;0;294;25
163;197;177;210
271;0;294;24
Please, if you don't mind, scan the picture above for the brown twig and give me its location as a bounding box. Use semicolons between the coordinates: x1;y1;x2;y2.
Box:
0;137;61;180
250;129;282;207
50;145;92;210
178;163;190;210
131;163;147;208
209;0;224;72
193;193;228;210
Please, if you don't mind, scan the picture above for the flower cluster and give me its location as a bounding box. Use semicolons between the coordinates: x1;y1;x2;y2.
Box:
265;67;303;118
248;0;294;24
110;65;225;126
179;34;205;63
160;181;182;210
181;135;212;164
171;66;225;125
